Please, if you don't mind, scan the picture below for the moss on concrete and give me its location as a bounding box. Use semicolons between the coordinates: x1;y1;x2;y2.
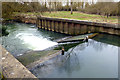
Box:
17;50;60;66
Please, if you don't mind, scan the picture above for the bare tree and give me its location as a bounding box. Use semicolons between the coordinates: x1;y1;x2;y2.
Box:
48;0;51;13
70;0;73;14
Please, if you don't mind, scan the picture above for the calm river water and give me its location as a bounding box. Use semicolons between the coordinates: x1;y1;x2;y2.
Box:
1;23;119;78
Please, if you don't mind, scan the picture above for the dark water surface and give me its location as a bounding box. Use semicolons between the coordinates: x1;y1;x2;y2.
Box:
1;23;119;78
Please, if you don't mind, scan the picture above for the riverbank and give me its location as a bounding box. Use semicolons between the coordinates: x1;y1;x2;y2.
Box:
0;45;37;78
0;22;68;78
4;13;119;36
1;22;119;78
13;11;119;24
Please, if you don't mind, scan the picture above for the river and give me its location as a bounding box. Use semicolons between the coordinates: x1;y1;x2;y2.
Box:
1;23;119;78
1;23;67;57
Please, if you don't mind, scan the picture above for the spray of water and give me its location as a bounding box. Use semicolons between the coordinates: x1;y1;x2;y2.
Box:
16;33;58;50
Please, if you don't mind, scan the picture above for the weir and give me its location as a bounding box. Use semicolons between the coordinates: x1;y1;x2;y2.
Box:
37;17;120;36
1;16;119;78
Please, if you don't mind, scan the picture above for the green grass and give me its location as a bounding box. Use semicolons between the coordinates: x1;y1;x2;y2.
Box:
0;71;3;80
14;11;118;24
42;11;118;24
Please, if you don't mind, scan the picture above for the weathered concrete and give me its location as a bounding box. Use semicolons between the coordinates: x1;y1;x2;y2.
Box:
0;45;38;78
57;33;98;43
26;50;61;69
13;15;120;36
37;17;120;36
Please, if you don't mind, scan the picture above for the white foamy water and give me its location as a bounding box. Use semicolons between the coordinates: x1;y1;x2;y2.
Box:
16;33;58;50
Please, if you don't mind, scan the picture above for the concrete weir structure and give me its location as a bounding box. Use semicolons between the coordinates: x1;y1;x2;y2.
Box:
1;16;119;78
37;17;120;36
0;45;38;79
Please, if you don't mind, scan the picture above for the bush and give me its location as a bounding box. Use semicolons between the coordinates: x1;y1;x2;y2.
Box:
0;25;9;36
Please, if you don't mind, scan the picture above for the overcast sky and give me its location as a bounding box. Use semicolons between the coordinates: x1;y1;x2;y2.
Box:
2;0;120;2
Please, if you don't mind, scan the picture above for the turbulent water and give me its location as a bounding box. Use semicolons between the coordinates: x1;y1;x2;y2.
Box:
1;23;119;78
1;23;67;57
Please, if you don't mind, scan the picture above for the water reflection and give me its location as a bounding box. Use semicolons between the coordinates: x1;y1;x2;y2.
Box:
93;33;120;47
31;38;118;78
1;23;119;78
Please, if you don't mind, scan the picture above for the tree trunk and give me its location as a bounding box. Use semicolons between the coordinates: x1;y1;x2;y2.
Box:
49;2;51;13
71;2;73;14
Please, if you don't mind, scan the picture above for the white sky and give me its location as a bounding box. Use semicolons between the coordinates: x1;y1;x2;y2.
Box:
1;0;120;2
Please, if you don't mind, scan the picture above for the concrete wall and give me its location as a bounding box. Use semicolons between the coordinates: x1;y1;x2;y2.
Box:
37;17;120;36
0;45;38;79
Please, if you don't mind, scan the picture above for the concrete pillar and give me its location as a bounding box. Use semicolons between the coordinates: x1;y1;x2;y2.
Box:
114;29;119;35
43;20;46;30
50;21;52;31
87;25;95;33
55;21;59;32
46;20;48;30
94;26;100;33
44;20;47;30
67;22;69;34
62;22;64;33
68;23;74;35
64;22;68;34
40;19;42;29
59;21;63;33
48;20;50;31
80;25;87;34
51;21;54;31
107;28;114;34
58;22;60;33
53;21;55;32
74;23;80;35
99;26;104;33
45;20;48;30
72;23;75;35
79;24;81;34
42;20;44;29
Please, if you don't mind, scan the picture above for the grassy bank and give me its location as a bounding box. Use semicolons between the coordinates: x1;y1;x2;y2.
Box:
42;11;118;24
15;11;118;24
